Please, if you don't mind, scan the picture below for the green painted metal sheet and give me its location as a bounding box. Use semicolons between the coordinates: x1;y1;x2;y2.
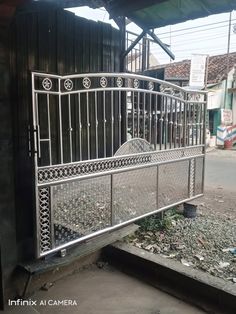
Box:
106;0;236;29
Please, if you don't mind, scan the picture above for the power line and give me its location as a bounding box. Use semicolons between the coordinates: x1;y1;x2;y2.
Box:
150;34;231;50
158;24;234;40
155;18;236;36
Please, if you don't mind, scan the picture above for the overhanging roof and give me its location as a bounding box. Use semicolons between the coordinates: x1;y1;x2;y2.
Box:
103;0;236;29
62;0;236;29
2;0;236;29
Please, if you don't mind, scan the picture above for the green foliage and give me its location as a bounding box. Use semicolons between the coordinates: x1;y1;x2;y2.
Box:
137;208;183;232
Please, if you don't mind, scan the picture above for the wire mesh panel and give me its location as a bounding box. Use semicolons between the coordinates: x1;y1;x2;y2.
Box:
158;160;189;208
31;72;207;257
113;167;157;224
52;176;111;247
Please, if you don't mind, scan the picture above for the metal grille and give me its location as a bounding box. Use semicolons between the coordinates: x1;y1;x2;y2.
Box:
52;176;111;247
113;167;157;224
158;160;189;208
31;72;207;257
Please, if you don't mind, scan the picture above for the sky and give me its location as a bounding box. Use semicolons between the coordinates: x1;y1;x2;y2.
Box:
67;6;236;65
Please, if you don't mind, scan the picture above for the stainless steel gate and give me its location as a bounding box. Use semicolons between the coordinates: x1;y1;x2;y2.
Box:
31;72;207;257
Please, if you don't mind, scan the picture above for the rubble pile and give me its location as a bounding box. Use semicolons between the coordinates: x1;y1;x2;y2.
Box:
127;208;236;283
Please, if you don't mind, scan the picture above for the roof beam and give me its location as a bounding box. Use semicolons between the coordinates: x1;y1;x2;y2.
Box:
122;30;146;58
146;29;175;60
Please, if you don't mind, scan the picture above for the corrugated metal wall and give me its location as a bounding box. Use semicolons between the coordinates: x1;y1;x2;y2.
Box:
9;3;121;260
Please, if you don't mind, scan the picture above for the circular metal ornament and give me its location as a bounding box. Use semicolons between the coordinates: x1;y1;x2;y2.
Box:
148;81;154;91
134;79;139;89
42;78;52;91
114;138;153;156
83;77;91;89
116;77;123;87
100;77;107;88
64;79;73;91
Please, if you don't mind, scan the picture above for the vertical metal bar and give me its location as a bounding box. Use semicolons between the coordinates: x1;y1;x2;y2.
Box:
111;90;114;155
187;99;190;147
137;92;140;137
196;103;199;145
78;93;82;161
132;91;135;138
169;97;173;149
111;174;114;226
149;93;152;143
58;78;63;163
131;49;133;72
35;93;41;159
86;92;90;159
174;98;177;148
199;103;203;145
118;91;122;147
202;96;207;193
156;165;159;209
47;94;52;165
143;92;146;139
49;186;55;249
126;92;129;141
68;94;73;162
164;96;168;149
159;96;163;150
192;102;195;146
183;93;187;147
95;91;98;159
154;94;158;150
103;91;106;157
32;73;40;258
178;100;182;148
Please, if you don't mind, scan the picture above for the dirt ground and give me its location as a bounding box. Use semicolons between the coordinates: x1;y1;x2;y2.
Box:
127;149;236;283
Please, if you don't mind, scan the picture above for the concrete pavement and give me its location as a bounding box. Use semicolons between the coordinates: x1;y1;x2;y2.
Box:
5;266;205;314
205;149;236;192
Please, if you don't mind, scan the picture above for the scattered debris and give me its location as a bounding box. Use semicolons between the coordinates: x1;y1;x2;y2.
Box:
195;254;204;261
181;259;193;267
41;282;54;291
229;248;236;256
128;207;236;283
218;262;230;269
96;261;109;269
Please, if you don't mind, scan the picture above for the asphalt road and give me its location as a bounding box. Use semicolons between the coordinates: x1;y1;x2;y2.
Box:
205;149;236;192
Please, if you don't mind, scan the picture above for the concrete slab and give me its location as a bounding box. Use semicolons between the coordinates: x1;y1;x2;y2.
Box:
5;265;205;314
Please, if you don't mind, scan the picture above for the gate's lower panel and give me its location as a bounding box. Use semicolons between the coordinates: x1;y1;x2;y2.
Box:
36;148;205;257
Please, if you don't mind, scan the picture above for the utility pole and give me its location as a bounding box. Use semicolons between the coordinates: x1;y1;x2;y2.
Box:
224;11;232;109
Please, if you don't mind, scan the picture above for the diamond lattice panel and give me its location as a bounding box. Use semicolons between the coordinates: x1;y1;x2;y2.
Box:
52;176;111;247
113;166;157;224
195;157;204;195
38;187;51;253
158;160;189;208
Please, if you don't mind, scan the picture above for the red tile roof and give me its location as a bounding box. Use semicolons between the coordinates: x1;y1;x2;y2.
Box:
157;52;236;84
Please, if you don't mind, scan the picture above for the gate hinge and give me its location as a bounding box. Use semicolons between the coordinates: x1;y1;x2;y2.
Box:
28;124;41;158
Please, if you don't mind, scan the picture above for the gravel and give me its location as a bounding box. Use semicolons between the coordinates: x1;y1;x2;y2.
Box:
127;207;236;284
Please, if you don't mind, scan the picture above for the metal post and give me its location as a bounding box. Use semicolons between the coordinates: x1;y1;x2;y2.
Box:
141;35;147;72
120;17;126;72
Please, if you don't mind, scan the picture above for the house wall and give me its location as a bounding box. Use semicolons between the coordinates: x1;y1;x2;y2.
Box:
0;11;17;307
0;2;121;303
